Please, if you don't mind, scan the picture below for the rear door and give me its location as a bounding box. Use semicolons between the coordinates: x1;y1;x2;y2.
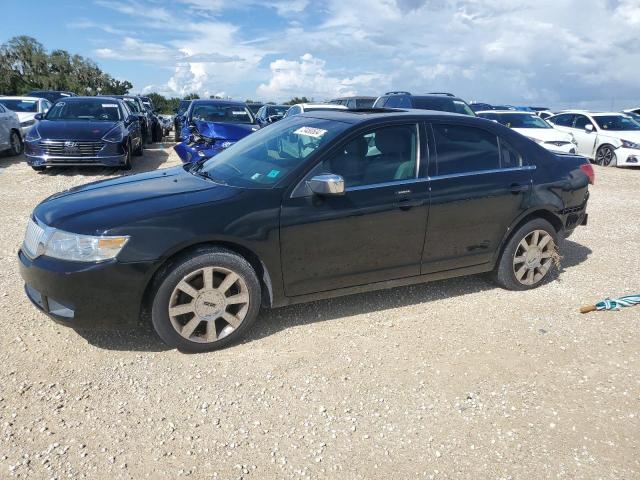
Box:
280;123;429;296
0;105;9;148
421;123;532;273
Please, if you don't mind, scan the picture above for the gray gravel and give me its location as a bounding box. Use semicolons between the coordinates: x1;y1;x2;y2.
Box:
0;144;639;479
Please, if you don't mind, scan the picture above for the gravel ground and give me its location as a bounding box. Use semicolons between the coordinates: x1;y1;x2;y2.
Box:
0;142;638;479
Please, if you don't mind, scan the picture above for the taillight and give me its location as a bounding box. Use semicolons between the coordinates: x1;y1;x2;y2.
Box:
580;163;595;185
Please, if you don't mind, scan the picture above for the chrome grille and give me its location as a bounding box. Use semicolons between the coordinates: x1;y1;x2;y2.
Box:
23;218;45;258
39;140;104;157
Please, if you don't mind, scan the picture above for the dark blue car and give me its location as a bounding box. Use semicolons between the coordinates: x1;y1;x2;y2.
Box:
174;99;258;163
24;97;143;171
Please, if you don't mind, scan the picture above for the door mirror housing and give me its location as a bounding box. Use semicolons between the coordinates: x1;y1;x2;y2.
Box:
125;115;137;125
308;174;345;196
34;113;43;121
585;124;594;133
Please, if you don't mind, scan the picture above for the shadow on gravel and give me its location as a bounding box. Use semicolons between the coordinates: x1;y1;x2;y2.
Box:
0;152;26;170
71;240;591;353
33;140;174;177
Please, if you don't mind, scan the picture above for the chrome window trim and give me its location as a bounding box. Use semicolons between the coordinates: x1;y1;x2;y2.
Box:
346;177;428;192
429;165;536;181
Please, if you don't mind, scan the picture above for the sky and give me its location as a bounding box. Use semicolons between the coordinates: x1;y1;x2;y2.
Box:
2;0;640;109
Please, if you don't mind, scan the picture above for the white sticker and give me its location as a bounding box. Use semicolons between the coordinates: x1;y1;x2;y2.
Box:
232;111;248;115
102;104;118;108
294;126;327;138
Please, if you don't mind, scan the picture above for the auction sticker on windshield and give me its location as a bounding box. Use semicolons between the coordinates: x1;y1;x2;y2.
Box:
294;126;327;138
102;104;118;108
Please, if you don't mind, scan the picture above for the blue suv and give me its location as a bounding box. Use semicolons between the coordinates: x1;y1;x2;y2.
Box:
373;91;475;116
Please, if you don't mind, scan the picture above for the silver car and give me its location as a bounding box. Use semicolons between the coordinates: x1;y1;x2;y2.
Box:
0;103;23;156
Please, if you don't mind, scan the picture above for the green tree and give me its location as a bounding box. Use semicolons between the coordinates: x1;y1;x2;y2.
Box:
284;96;311;105
184;93;200;100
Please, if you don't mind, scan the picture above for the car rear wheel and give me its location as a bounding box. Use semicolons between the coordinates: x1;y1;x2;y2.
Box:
121;140;132;170
150;247;261;352
493;218;559;290
8;130;23;156
133;138;143;156
595;145;616;167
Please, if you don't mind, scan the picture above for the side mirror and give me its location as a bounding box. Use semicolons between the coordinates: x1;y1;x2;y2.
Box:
308;174;345;196
34;113;43;121
126;115;137;125
585;124;594;133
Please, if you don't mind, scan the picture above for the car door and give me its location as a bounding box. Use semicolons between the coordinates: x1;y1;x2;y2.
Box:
571;114;598;157
0;105;9;148
280;123;429;297
422;123;532;273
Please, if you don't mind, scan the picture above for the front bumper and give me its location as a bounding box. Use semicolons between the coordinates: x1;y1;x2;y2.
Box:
174;141;225;163
541;142;576;154
18;249;158;328
25;153;127;167
613;147;640;167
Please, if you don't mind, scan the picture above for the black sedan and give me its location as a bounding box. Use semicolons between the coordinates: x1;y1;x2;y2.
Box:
19;109;592;352
255;104;288;127
24;97;143;171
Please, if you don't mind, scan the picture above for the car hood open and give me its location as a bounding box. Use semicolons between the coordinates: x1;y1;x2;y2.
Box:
34;166;241;234
35;120;119;141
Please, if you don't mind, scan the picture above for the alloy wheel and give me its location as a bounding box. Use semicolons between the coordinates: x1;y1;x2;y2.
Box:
10;131;22;155
596;146;614;166
168;266;250;343
512;229;555;286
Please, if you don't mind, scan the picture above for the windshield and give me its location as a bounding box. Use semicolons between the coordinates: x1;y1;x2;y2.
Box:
45;100;122;121
194;116;348;188
413;97;475;116
268;106;288;116
481;113;550;129
0;99;38;112
123;98;141;113
190;103;253;124
593;115;640;131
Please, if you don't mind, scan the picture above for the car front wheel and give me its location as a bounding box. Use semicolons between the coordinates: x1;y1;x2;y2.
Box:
595;145;616;167
150;248;261;352
9;130;23;156
493;218;559;290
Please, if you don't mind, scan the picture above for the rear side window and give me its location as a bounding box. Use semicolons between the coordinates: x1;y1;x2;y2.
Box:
373;96;388;108
433;124;500;175
549;114;574;127
499;139;523;168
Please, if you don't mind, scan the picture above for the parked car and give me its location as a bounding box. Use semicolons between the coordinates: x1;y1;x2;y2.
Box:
547;111;640;167
328;96;376;109
477;110;577;154
27;90;77;103
373;91;476;116
174;99;257;163
158;114;173;136
140;96;164;142
18;109;592;352
0;96;52;136
282;103;347;118
0;103;23;156
255;104;288;127
469;102;495;112
23;96;143;171
174;100;192;141
103;95;153;145
537;111;555;120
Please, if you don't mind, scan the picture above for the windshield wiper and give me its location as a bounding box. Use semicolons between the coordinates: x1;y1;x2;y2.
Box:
190;167;228;185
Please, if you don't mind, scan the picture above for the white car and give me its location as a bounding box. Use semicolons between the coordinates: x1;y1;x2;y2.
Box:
283;103;347;118
0;96;52;136
0;103;23;156
547;111;640;167
477;110;577;154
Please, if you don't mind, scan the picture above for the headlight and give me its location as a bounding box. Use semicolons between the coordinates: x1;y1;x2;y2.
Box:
102;126;124;143
44;230;129;262
21;119;36;128
25;126;41;142
621;139;640;149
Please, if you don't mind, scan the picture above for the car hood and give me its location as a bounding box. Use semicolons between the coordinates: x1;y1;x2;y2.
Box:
35;120;119;141
194;120;256;141
34;166;241;234
16;112;37;123
513;128;572;143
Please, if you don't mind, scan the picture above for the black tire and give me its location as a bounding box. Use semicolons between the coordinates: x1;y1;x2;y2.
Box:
174;128;181;142
595;144;616;167
152;122;162;142
150;247;261;352
31;166;46;172
121;140;132;170
8;130;23;156
133;137;144;156
493;218;559;291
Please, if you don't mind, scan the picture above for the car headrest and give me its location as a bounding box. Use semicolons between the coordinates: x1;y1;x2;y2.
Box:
375;127;410;155
344;136;368;157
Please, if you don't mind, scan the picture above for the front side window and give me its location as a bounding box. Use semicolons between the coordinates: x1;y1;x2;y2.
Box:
310;124;418;188
573;115;594;130
45;100;122;121
433;124;500;175
549;114;574;127
194;116;349;188
500;139;523;168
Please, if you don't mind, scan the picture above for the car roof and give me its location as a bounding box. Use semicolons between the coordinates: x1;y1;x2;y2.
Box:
331;96;376;100
57;96;121;102
191;99;246;106
477;110;535;115
299;103;348;109
556;110;626;116
0;96;42;101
